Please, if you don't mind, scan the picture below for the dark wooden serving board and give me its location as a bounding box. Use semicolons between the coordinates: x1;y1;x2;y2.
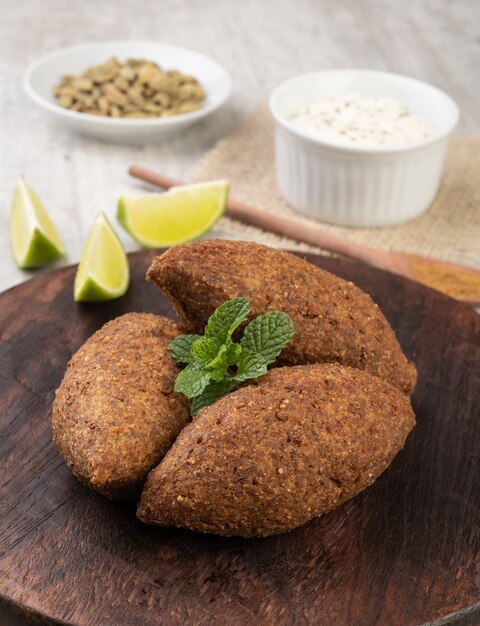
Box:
1;250;479;626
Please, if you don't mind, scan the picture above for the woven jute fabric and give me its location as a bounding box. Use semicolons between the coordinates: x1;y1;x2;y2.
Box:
189;105;480;265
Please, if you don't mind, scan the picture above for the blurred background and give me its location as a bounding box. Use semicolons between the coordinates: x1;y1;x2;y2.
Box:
1;0;479;291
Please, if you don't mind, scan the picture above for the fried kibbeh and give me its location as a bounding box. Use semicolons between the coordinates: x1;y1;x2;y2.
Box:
147;240;417;394
52;313;189;499
137;364;415;537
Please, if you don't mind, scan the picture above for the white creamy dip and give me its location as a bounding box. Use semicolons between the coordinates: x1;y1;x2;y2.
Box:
291;93;435;147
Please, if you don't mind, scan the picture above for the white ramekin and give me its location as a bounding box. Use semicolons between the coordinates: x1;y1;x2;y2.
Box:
269;70;459;227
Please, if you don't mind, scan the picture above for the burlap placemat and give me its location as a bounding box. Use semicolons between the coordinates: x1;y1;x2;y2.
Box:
189;105;480;265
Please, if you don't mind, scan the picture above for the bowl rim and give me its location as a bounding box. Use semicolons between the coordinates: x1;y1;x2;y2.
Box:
269;69;459;154
23;40;233;127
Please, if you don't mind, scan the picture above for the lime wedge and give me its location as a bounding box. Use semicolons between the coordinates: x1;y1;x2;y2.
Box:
74;213;129;302
117;180;228;248
10;177;65;269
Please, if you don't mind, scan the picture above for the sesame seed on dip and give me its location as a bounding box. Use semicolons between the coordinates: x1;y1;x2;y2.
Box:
291;93;435;147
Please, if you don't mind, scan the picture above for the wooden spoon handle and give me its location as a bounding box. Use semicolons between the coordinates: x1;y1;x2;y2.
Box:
128;165;382;266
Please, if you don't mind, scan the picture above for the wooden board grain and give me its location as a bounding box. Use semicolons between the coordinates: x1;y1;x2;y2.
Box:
0;250;479;626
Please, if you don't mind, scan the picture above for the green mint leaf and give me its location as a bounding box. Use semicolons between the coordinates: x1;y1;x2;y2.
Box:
205;343;229;371
169;334;202;364
240;311;294;364
226;339;242;366
190;380;237;416
174;361;212;399
233;352;268;382
205;297;250;343
208;365;228;383
191;337;222;365
205;339;242;370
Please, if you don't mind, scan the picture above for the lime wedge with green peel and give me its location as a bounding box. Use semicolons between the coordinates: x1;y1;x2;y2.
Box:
10;177;65;269
74;213;129;302
117;180;228;248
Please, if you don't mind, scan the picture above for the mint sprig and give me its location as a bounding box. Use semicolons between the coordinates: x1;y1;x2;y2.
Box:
168;297;294;415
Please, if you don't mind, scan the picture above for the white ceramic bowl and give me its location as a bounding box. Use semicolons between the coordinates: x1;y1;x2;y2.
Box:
269;70;459;227
24;41;232;143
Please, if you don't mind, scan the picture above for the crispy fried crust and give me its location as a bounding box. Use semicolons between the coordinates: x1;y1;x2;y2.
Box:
137;364;415;537
147;240;417;393
52;313;190;499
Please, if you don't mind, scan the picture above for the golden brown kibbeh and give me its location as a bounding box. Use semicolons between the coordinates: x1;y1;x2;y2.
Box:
52;313;189;499
137;364;415;537
147;240;417;394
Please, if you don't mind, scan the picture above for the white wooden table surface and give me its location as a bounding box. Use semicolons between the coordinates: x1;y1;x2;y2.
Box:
1;0;479;293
